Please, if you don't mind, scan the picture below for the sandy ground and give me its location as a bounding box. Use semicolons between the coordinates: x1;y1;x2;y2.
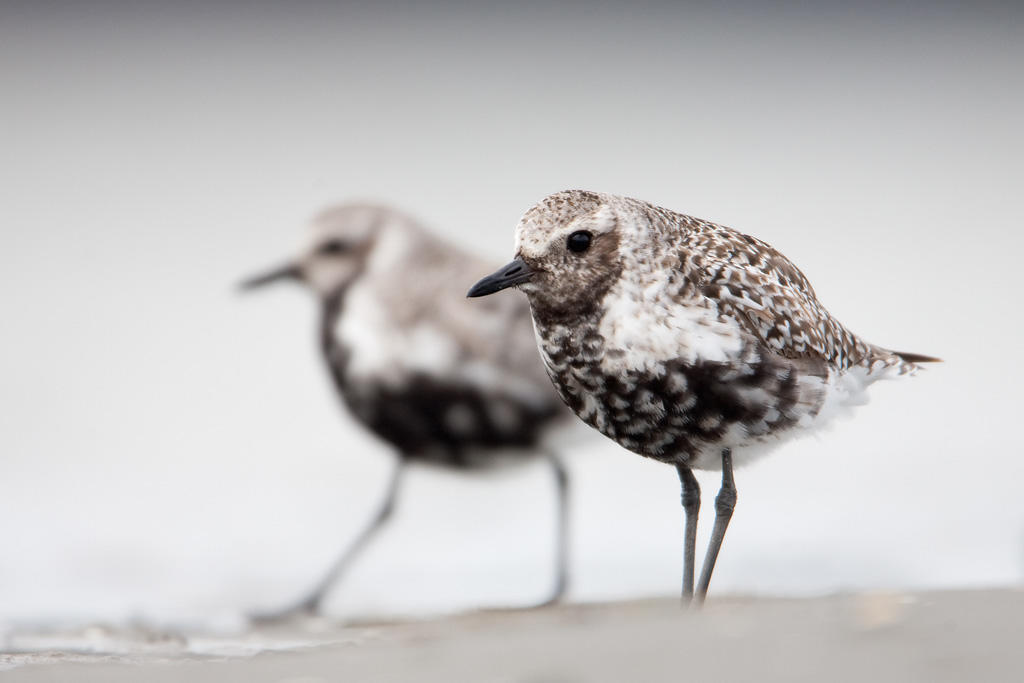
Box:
2;589;1022;682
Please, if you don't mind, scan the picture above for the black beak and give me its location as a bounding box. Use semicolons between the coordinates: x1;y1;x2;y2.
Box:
466;258;533;298
238;263;301;291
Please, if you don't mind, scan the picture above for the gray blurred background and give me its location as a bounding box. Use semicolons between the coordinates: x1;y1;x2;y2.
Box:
2;1;1021;626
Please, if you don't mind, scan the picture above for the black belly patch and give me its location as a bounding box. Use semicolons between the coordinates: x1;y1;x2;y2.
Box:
552;345;823;464
342;374;561;466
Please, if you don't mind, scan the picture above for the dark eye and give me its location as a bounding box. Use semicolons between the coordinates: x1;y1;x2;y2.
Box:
566;231;592;253
317;240;349;256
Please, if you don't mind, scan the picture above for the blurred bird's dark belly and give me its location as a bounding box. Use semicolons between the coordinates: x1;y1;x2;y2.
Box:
338;374;559;467
320;307;560;467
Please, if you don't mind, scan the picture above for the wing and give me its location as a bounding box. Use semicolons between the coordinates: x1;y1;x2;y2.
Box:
688;226;875;369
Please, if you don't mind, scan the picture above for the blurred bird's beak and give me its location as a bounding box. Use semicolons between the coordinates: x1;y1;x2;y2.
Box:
467;258;533;297
239;263;301;291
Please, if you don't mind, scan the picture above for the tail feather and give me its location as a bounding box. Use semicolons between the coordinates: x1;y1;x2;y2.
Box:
892;350;942;364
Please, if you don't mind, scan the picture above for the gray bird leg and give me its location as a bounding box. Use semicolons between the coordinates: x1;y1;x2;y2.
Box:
540;449;570;606
676;464;700;605
695;448;737;604
253;462;403;622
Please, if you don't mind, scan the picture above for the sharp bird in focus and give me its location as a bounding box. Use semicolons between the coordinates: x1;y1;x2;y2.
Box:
469;190;938;605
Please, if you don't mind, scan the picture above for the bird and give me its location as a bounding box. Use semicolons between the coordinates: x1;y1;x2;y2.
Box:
242;202;573;619
467;189;938;605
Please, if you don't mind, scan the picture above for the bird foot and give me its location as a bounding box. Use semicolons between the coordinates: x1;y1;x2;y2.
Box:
531;583;568;609
248;597;323;627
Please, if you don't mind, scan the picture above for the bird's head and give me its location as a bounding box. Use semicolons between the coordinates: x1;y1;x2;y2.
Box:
467;190;625;320
241;204;400;299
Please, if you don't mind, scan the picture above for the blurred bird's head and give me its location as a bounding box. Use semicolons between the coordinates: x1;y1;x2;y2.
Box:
241;204;402;299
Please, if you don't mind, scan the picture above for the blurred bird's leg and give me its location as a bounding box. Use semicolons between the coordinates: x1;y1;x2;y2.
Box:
537;449;570;606
676;464;700;606
695;449;736;605
252;462;404;623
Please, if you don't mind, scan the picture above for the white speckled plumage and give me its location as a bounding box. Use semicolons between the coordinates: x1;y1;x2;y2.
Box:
468;189;938;603
501;190;935;470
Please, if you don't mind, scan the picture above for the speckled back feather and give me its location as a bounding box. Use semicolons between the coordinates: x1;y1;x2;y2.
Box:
578;193;934;375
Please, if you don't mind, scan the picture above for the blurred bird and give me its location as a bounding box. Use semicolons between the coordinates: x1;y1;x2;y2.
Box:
469;190;939;605
242;204;572;619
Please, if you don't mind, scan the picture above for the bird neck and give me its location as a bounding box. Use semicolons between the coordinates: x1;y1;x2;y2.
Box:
319;292;351;388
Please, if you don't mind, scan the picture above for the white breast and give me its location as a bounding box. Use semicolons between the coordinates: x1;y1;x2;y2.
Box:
335;282;459;388
596;279;743;375
337;280;558;411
